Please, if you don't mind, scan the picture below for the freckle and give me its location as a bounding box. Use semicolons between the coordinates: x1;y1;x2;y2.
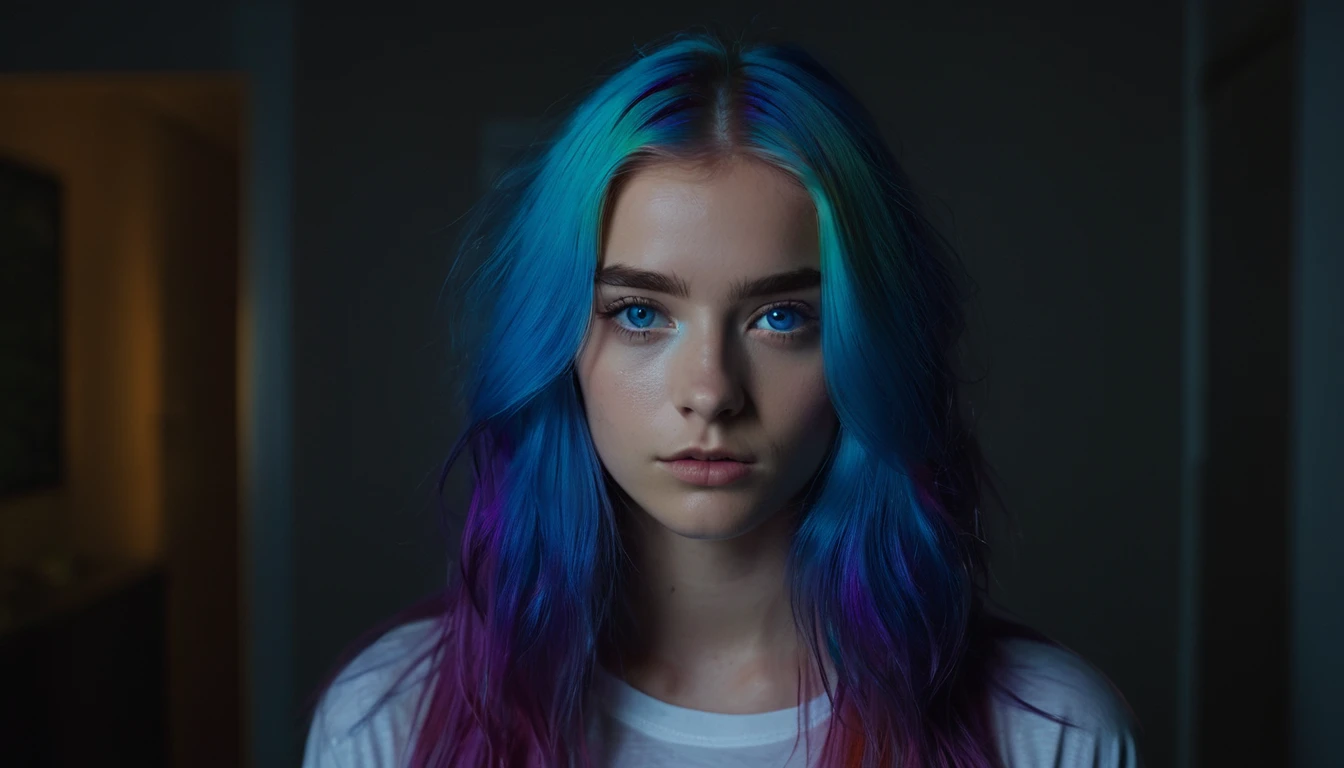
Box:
669;586;676;594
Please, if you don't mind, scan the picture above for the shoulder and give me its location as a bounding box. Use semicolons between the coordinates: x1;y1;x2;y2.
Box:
988;637;1144;768
301;618;442;768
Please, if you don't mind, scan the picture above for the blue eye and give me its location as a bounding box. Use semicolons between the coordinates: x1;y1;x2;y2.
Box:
758;307;801;332
623;305;659;328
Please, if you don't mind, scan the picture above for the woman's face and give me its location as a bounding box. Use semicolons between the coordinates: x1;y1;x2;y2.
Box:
575;158;838;541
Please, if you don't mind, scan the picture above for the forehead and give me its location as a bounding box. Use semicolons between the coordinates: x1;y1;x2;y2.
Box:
600;159;820;288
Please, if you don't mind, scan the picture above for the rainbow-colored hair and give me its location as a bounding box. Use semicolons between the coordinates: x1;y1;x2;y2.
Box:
316;29;1065;768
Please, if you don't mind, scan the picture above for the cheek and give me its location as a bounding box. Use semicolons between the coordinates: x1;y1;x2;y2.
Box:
578;347;664;449
759;359;835;451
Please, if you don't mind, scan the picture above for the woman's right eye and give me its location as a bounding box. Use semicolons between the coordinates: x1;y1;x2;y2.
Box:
615;304;661;329
598;299;668;341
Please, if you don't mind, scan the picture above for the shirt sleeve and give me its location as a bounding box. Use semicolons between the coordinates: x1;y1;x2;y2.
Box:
1005;711;1141;768
300;704;352;768
992;639;1145;768
298;673;428;768
298;619;440;768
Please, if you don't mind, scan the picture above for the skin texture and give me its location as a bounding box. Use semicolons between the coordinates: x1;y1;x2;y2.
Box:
575;157;839;713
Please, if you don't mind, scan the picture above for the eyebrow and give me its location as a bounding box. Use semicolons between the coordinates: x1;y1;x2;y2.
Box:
595;265;821;303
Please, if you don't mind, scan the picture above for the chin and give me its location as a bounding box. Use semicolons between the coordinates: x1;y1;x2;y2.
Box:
659;518;754;542
640;498;774;542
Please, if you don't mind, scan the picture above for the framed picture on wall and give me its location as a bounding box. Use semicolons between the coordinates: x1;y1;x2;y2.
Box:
0;156;64;497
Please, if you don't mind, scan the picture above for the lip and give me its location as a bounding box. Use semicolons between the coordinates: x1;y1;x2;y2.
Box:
658;458;754;487
661;447;756;462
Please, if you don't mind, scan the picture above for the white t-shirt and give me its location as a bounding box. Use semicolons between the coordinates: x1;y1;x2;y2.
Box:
301;619;1142;767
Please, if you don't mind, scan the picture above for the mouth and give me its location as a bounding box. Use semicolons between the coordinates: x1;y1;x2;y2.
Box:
657;457;754;487
660;446;756;463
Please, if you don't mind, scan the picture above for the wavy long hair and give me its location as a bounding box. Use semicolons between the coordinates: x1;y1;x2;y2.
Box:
314;28;1065;768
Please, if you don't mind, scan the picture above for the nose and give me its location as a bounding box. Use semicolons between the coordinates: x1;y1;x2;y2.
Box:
668;322;746;423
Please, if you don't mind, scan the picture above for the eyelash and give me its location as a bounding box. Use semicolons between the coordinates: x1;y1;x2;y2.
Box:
596;297;819;344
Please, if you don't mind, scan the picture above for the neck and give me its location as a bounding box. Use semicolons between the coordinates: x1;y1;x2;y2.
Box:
602;498;831;713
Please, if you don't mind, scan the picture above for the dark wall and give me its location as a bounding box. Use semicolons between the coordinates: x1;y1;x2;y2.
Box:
0;1;237;71
155;94;243;768
1291;2;1344;767
1197;1;1295;765
292;1;1184;765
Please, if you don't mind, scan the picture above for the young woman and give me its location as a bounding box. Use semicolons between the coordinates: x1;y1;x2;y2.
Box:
301;30;1143;768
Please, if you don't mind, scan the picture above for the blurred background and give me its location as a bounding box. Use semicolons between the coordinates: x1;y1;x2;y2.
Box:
0;1;1338;766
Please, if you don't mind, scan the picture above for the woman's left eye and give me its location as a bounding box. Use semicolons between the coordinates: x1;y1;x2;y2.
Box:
754;306;805;332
